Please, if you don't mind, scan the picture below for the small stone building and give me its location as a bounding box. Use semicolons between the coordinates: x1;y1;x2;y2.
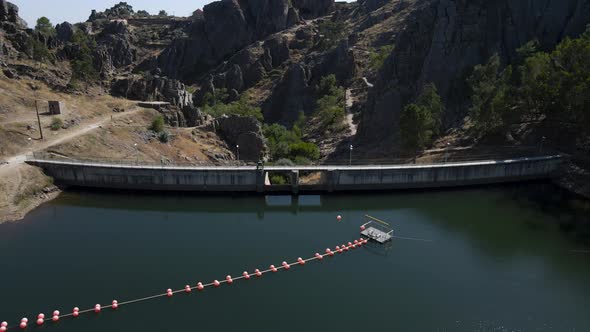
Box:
48;101;65;115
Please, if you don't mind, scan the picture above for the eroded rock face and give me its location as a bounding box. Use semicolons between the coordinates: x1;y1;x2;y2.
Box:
94;21;137;77
310;39;357;82
358;0;590;144
111;75;193;108
292;0;335;19
0;0;26;28
263;63;314;127
55;22;74;43
157;0;304;82
216;115;266;161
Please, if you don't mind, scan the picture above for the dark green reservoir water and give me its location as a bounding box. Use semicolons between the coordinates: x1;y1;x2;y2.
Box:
1;185;589;332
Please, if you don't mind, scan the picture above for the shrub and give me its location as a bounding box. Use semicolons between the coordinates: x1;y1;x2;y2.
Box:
158;131;170;143
50;117;63;131
316;20;346;51
150;115;165;133
263;124;321;162
270;174;288;185
370;45;394;70
288;142;320;161
202;90;263;122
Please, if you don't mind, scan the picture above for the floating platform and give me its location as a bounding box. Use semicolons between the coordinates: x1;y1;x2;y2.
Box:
361;227;392;244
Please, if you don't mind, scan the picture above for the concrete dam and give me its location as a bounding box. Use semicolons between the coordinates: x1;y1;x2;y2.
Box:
26;155;564;193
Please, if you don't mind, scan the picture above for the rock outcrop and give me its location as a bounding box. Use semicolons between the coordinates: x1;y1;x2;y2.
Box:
292;0;335;19
111;74;193;108
55;22;74;43
0;0;26;29
358;0;590;144
94;21;137;77
157;0;337;82
263;63;314;126
216;115;266;161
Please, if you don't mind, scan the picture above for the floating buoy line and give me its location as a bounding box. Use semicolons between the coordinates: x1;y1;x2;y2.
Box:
1;238;368;331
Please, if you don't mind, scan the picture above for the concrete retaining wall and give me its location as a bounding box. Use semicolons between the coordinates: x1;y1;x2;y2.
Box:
27;155;563;193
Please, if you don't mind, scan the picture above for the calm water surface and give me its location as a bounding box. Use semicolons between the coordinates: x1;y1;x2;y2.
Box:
1;185;589;332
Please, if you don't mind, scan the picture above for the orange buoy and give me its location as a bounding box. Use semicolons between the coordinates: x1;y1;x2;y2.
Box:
213;280;221;287
112;300;119;309
0;326;6;332
360;225;366;231
282;261;290;270
328;250;335;256
243;271;250;279
185;285;192;293
255;269;262;277
166;288;173;297
19;322;26;329
270;265;278;272
297;257;305;265
197;282;204;291
94;304;101;313
337;215;342;221
1;322;7;328
20;319;27;324
226;275;233;284
36;318;44;326
315;253;323;260
52;315;59;322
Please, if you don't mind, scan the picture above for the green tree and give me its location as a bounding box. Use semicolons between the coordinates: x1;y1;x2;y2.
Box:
415;83;444;135
35;17;56;37
467;54;513;134
150;116;165;133
158;10;169;17
399;83;444;151
399;104;434;151
70;30;98;82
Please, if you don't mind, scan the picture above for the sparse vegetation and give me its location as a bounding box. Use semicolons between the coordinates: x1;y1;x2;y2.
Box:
50;117;63;131
202;90;264;121
314;75;346;132
316;20;346;51
370;45;394;70
150;115;165;133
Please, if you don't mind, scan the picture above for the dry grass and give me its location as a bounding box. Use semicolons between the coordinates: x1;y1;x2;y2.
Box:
47;109;235;165
0;76;135;159
0;164;57;223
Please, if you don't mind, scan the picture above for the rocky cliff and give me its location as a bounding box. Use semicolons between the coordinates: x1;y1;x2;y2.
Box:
357;0;590;146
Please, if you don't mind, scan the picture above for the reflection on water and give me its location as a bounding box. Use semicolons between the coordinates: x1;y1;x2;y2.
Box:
0;183;589;332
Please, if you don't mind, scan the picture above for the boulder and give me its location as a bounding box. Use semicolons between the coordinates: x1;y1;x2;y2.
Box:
216;115;266;161
2;67;17;79
55;22;74;43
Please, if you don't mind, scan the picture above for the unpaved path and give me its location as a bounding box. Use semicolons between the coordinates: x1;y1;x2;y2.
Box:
0;107;141;175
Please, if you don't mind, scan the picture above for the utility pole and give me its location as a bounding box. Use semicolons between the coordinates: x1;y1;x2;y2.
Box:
35;100;43;140
33;62;44;140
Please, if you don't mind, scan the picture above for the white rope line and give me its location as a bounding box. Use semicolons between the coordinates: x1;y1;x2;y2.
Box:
3;238;368;330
